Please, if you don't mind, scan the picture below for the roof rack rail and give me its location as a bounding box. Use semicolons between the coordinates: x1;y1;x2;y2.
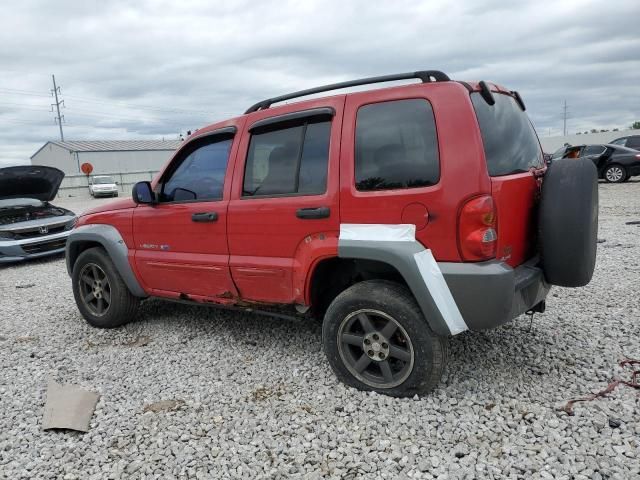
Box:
244;70;450;114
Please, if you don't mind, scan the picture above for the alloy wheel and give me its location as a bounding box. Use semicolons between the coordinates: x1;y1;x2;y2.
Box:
337;309;414;389
606;166;624;182
78;263;112;316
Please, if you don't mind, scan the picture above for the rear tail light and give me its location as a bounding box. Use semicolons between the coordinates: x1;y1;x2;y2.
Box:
635;154;640;160
458;195;497;261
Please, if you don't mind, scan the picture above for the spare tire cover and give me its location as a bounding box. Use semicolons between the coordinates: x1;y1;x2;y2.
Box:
539;158;598;287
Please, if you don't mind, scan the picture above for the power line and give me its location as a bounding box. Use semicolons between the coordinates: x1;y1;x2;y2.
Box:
0;88;51;98
0;86;213;115
63;94;214;116
51;75;65;141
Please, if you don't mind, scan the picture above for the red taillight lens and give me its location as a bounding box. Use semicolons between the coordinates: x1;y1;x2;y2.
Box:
458;195;497;261
635;154;640;160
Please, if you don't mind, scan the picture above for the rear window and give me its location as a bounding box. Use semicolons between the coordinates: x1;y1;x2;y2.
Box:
471;93;543;176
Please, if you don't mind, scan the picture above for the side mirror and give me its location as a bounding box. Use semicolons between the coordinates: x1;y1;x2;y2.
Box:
132;181;155;204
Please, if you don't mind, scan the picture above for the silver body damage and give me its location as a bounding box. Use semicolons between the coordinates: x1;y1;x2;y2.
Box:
338;224;549;336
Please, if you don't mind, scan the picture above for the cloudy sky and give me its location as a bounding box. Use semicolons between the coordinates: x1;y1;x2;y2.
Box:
0;0;638;166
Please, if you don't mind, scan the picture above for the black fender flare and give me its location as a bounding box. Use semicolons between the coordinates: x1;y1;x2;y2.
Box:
338;239;462;337
66;224;147;298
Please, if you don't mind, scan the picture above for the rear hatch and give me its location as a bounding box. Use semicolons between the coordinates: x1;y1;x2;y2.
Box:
471;91;544;267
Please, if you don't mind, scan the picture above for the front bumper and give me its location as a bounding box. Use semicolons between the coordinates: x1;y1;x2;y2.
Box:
92;189;118;196
0;230;71;263
440;256;550;331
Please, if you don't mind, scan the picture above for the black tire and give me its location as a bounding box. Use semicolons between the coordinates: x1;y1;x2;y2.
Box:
539;158;598;287
603;164;626;183
322;280;447;397
72;247;140;328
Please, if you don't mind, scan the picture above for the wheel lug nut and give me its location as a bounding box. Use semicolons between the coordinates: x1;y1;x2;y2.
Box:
382;343;388;349
379;353;385;359
364;339;370;345
368;350;374;356
373;334;379;340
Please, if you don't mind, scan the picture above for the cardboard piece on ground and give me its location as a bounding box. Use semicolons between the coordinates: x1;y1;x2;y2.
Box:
42;379;100;432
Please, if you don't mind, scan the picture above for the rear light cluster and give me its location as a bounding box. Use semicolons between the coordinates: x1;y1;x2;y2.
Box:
458;195;497;261
635;154;640;160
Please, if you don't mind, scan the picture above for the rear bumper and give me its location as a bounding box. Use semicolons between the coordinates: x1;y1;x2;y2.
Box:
0;231;70;263
440;256;550;331
627;164;640;177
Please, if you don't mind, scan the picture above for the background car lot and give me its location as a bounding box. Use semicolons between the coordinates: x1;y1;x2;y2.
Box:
1;184;639;479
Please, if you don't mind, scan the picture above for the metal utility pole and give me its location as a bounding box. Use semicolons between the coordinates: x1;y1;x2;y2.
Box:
51;74;65;141
562;100;569;136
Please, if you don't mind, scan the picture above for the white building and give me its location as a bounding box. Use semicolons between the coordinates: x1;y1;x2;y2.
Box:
30;140;182;175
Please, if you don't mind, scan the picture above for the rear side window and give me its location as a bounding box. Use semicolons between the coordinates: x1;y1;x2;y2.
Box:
355;99;439;191
627;137;640;149
471;93;543;176
243;120;330;197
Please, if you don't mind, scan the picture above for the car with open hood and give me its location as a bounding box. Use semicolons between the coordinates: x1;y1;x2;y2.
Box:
0;165;77;263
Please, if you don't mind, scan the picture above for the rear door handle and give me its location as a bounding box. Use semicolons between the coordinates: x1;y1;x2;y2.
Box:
191;212;218;222
296;207;330;219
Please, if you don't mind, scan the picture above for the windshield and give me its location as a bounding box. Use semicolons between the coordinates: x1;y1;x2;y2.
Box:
93;176;114;184
471;92;543;176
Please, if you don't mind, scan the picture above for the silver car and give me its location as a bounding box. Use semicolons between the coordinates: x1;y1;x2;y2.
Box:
0;166;77;263
89;175;119;197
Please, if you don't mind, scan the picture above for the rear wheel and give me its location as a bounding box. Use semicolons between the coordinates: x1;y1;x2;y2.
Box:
72;247;140;328
604;164;626;183
322;280;447;397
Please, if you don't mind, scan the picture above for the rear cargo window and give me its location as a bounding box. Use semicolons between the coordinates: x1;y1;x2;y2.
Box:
471;93;543;176
355;99;439;191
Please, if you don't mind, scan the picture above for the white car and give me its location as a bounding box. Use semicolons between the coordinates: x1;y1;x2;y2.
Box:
89;175;119;197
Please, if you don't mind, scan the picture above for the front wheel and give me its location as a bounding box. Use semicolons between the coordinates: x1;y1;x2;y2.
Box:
604;164;626;183
72;247;140;328
322;280;447;397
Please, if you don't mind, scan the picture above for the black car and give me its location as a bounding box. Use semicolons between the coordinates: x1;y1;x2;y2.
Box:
550;144;640;183
609;134;640;150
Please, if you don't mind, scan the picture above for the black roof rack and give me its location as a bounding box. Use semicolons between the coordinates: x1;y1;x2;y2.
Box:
244;70;450;114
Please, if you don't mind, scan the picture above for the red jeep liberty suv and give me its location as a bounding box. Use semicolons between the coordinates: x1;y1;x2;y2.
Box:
66;71;598;396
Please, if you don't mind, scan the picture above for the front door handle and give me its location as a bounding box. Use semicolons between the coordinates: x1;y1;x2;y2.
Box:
296;207;330;219
191;212;218;222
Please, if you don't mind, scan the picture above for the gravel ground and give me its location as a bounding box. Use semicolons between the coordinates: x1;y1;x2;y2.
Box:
1;182;639;479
